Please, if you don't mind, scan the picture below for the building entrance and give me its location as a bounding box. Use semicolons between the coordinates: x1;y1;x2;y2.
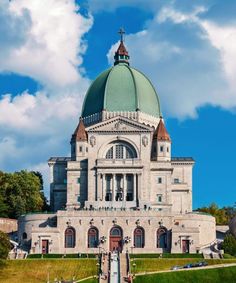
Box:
42;240;49;254
109;226;123;252
182;239;190;253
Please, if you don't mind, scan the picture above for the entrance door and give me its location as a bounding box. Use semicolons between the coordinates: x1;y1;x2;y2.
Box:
42;240;49;254
110;227;123;252
182;240;190;253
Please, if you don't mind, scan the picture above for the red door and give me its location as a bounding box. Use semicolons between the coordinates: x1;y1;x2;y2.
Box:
110;227;123;252
110;237;122;252
182;240;190;253
42;240;49;254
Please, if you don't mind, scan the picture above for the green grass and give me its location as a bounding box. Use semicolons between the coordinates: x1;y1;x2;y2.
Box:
0;259;97;283
134;266;236;283
131;258;236;273
130;253;203;259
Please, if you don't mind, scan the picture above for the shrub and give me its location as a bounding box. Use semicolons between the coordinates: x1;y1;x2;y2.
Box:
0;231;11;259
222;234;236;256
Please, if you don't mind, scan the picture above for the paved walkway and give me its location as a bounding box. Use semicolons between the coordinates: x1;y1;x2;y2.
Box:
120;253;127;283
110;252;120;283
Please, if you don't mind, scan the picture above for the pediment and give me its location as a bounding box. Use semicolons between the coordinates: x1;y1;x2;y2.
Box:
86;116;152;133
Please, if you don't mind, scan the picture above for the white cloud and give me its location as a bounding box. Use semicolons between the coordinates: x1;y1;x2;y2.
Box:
107;4;236;118
0;0;93;88
0;0;93;197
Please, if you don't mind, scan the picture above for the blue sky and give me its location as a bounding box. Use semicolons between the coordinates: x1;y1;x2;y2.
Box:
0;0;236;208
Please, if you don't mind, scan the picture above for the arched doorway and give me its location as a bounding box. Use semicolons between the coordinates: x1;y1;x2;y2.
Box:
109;226;123;252
157;227;167;249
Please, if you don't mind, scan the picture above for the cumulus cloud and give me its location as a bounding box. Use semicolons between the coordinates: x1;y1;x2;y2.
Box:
107;3;236;118
0;0;93;197
0;0;93;88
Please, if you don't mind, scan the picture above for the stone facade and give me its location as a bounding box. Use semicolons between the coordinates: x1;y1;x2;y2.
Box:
18;39;216;254
18;113;216;254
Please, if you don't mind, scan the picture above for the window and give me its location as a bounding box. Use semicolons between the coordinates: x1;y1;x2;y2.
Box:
157;227;167;248
174;178;180;184
116;144;123;158
79;146;83;152
160;146;164;152
106;147;113;159
105;142;137;159
86;147;88;152
157;177;162;184
77;178;80;184
167;147;169;152
157;194;162;203
65;227;75;248
110;227;122;236
88;227;99;248
134;227;145;248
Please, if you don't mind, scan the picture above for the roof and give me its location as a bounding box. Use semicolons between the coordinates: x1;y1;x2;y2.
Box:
72;118;87;142
153;119;171;141
81;63;161;118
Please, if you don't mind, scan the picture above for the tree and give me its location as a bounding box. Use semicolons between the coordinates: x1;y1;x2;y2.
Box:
196;203;231;225
0;231;11;259
0;170;48;219
222;234;236;256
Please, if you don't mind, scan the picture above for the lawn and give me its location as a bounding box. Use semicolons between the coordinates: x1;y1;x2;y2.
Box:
134;266;236;283
131;258;236;273
0;259;97;283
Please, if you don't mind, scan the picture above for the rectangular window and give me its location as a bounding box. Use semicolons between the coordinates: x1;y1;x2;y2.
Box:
157;194;162;203
77;178;80;184
79;146;83;152
174;178;180;184
160;146;164;152
157;177;162;184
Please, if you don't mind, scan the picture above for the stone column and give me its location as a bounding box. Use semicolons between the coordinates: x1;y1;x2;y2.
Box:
133;174;137;203
112;174;116;202
137;174;141;204
102;174;105;201
97;173;101;201
123;174;127;202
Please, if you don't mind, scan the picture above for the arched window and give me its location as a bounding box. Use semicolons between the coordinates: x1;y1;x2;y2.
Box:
65;227;75;248
105;142;137;159
157;227;167;248
134;227;145;248
88;227;99;248
110;227;122;237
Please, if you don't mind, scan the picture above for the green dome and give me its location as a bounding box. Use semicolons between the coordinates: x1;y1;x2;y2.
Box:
81;62;161;118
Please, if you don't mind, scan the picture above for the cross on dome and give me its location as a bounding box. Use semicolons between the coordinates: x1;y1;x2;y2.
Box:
114;28;130;65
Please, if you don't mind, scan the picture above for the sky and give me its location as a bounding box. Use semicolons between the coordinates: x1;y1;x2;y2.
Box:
0;0;236;209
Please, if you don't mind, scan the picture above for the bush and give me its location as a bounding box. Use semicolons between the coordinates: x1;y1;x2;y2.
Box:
222;234;236;256
0;231;11;259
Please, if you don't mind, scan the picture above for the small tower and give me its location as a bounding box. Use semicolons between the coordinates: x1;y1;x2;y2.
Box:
152;118;171;161
114;28;130;65
70;117;88;160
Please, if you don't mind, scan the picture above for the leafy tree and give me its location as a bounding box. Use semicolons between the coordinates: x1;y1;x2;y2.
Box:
196;203;236;225
0;170;48;219
0;231;11;259
222;234;236;256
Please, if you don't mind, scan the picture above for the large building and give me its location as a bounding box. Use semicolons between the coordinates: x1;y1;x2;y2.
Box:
18;35;215;254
